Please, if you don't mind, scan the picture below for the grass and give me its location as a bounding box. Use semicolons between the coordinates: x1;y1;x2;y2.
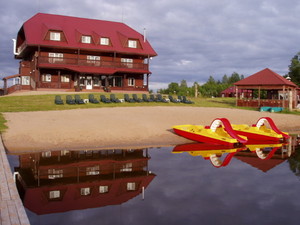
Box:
0;93;298;133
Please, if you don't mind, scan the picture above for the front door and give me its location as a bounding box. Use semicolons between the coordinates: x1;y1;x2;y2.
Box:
86;76;93;90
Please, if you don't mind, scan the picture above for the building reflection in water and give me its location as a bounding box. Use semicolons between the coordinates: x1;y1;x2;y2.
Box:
173;136;299;170
14;148;155;215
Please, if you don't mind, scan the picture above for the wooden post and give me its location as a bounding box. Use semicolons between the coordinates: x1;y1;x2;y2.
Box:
194;83;198;98
258;87;261;107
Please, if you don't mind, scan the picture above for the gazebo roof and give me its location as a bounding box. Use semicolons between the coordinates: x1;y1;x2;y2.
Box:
234;68;297;88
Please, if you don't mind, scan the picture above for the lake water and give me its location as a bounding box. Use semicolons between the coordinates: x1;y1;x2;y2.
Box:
7;138;300;225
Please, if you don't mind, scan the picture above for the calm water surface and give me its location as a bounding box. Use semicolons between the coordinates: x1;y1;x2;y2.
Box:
7;139;300;225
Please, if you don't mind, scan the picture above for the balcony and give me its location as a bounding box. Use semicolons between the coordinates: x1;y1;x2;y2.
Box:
38;56;149;72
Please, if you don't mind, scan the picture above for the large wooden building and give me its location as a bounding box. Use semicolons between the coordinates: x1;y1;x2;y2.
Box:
3;13;157;94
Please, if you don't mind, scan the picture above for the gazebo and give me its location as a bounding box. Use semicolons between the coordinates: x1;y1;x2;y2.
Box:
234;68;298;110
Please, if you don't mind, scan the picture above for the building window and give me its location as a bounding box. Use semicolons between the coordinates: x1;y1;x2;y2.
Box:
128;40;137;48
61;75;70;83
100;37;110;45
99;186;109;194
48;169;63;179
128;78;135;86
42;151;51;157
120;163;133;172
86;165;100;175
48;53;63;63
81;35;91;44
80;187;91;196
42;74;52;82
93;76;100;86
21;76;30;85
127;182;136;191
50;32;61;41
121;58;133;68
87;55;100;66
49;190;60;199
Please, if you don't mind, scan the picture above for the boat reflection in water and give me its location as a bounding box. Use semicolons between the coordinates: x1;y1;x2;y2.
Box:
173;136;298;169
14;148;155;215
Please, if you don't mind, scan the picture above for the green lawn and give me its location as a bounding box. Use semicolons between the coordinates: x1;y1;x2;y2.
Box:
0;93;298;133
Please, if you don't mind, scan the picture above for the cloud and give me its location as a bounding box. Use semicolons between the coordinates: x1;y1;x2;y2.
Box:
1;0;300;91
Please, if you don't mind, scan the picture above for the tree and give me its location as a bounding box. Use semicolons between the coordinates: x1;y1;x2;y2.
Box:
180;80;188;88
287;53;300;86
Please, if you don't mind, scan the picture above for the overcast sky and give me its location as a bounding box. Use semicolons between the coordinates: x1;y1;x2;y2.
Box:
1;0;300;90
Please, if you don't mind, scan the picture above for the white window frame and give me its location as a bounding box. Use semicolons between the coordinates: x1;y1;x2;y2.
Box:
87;55;101;66
49;53;63;63
49;190;60;199
100;37;109;45
50;32;61;41
42;74;52;82
127;182;136;191
42;151;52;157
21;76;30;85
128;40;137;48
120;163;133;172
128;77;135;87
48;169;63;179
80;187;91;196
99;186;109;193
121;58;133;68
86;165;100;175
61;75;70;83
81;35;91;44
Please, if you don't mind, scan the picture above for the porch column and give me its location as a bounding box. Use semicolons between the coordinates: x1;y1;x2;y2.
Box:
282;86;286;108
288;89;293;110
258;87;261;107
235;86;238;106
58;70;61;88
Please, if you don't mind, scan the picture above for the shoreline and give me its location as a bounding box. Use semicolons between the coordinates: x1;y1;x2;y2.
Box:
2;106;300;154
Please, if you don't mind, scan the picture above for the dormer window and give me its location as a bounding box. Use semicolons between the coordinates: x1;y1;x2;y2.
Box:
128;40;137;48
81;35;91;44
100;37;110;45
50;31;61;41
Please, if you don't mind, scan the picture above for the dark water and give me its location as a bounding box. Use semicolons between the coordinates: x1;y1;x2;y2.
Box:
7;139;300;225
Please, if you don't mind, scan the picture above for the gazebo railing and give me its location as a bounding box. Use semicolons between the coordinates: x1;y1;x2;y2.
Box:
237;99;290;108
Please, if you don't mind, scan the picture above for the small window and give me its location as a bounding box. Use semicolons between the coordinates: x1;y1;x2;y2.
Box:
81;187;91;196
121;58;133;68
42;74;52;82
61;75;70;83
42;151;51;157
81;35;91;44
48;53;63;63
100;37;109;45
127;182;136;191
120;163;133;172
49;190;60;199
50;32;61;41
48;169;63;179
86;165;100;175
128;40;137;48
99;186;109;193
21;76;30;85
128;78;135;86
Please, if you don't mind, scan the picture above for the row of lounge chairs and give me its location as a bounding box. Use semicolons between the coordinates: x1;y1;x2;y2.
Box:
55;94;194;105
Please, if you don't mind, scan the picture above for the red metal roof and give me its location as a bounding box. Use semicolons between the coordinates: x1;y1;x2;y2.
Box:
19;13;157;57
234;68;297;87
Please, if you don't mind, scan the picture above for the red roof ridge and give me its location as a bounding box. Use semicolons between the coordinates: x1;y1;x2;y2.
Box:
234;68;297;87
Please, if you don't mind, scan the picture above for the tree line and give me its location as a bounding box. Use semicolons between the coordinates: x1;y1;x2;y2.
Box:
159;52;300;97
159;72;244;97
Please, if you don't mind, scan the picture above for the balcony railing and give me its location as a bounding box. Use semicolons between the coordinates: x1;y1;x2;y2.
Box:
38;56;149;71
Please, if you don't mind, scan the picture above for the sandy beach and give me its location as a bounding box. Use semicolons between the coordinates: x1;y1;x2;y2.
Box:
2;106;300;153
